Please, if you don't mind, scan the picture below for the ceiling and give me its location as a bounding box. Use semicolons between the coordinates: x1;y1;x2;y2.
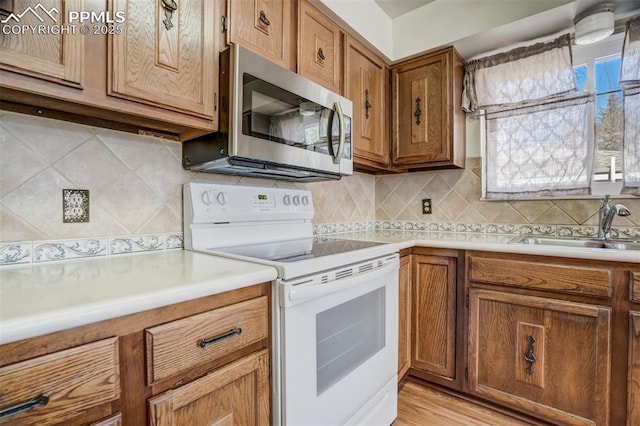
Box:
323;0;639;61
374;0;435;18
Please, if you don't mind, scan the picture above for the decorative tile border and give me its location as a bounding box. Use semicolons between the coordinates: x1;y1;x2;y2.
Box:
0;233;184;267
316;220;640;241
2;222;638;267
34;238;107;263
0;243;32;266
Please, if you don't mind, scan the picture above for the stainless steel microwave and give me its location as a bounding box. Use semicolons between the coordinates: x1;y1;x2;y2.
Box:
182;45;353;182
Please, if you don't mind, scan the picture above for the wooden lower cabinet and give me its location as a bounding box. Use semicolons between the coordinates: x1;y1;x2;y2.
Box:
398;254;411;381
629;311;640;426
0;283;270;426
411;253;457;383
149;350;270;426
468;289;611;426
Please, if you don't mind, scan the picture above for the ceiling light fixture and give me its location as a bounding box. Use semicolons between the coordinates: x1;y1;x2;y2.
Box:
574;3;616;45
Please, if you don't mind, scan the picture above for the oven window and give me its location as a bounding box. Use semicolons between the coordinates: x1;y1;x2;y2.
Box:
242;73;351;160
316;287;385;395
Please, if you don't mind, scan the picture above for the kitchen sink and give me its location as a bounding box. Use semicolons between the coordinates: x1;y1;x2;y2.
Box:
511;236;640;251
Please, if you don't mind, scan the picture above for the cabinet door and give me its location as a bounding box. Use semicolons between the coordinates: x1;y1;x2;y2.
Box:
298;0;341;93
227;0;295;71
149;350;269;426
345;36;389;169
629;311;640;426
0;0;84;86
468;289;611;426
109;0;217;121
391;48;464;169
398;255;411;380
412;255;457;381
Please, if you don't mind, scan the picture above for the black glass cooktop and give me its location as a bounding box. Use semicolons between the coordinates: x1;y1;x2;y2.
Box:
212;237;384;263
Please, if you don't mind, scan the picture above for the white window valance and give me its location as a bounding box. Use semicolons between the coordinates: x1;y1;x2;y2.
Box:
620;15;640;85
462;34;576;112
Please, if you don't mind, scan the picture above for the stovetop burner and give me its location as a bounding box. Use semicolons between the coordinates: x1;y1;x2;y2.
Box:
212;237;385;263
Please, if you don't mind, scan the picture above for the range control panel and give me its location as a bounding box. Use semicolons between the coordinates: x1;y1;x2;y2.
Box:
185;182;314;224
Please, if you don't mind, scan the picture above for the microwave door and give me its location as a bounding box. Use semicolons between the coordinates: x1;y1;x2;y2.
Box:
238;74;350;174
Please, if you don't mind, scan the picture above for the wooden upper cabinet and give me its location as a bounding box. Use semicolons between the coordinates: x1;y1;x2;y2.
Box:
391;47;465;169
345;36;389;170
227;0;296;71
149;350;270;426
298;0;341;93
0;0;84;87
412;254;457;383
468;289;611;426
109;0;217;121
398;254;411;381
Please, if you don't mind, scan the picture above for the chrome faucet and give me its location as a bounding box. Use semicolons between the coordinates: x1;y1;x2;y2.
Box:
598;195;631;240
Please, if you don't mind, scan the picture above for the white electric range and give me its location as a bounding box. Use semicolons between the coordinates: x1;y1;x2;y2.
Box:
183;182;399;426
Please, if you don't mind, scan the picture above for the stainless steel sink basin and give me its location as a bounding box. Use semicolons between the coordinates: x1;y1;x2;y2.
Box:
511;236;640;251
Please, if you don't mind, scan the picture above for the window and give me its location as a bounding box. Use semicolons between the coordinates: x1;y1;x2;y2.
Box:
573;33;625;196
475;33;632;199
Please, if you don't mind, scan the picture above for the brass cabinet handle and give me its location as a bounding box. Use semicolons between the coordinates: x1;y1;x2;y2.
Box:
523;335;537;375
317;47;325;61
414;97;422;125
199;328;242;349
0;394;49;419
161;0;178;31
259;10;270;26
365;89;372;119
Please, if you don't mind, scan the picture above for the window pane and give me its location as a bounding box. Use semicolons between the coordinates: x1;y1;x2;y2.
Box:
594;56;623;184
595;57;621;92
574;65;587;92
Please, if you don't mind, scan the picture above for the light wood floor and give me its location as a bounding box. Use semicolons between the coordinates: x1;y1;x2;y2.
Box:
394;381;534;426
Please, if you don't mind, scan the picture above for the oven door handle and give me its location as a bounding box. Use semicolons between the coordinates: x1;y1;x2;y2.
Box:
287;257;398;303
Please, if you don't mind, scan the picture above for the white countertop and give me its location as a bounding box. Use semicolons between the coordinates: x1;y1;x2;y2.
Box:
332;230;640;263
0;250;278;345
1;233;637;346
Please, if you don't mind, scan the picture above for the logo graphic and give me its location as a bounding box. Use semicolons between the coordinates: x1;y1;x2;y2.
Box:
1;4;59;24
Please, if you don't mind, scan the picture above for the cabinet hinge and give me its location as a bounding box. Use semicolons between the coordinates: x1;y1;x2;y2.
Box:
214;92;218;111
465;293;469;308
465;367;468;381
221;15;228;32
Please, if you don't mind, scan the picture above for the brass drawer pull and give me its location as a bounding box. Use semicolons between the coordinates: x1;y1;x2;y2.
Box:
0;394;49;419
317;47;325;61
259;10;271;26
523;335;537;375
199;328;242;349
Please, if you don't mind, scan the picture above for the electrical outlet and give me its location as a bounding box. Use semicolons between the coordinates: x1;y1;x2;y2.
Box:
421;198;432;214
63;189;90;223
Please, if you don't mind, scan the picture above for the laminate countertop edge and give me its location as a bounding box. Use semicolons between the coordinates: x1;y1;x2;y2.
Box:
0;250;278;345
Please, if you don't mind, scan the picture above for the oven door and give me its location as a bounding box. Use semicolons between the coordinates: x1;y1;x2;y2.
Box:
278;254;398;426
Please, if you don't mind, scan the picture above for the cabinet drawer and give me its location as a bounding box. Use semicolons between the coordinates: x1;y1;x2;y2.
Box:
0;337;120;426
631;272;640;303
469;255;612;298
146;296;269;384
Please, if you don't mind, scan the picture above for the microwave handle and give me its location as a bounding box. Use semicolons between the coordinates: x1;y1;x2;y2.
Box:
327;102;345;165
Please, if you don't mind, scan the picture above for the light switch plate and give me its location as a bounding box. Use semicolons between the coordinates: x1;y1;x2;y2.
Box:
63;189;90;223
